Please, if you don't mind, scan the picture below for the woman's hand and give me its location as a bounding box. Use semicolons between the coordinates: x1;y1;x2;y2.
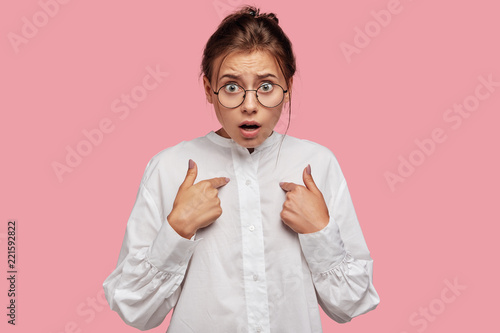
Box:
167;159;230;239
279;164;330;234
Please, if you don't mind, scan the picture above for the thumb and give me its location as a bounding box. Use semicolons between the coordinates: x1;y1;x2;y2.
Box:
303;164;320;194
180;159;198;190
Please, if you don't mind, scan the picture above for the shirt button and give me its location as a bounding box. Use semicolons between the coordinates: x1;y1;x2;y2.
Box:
253;274;259;281
249;225;255;231
245;179;251;186
256;326;262;333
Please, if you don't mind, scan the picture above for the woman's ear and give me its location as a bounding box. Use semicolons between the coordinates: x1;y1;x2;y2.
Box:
284;77;293;103
203;75;214;104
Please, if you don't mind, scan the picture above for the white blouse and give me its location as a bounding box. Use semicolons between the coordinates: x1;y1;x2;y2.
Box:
103;130;379;333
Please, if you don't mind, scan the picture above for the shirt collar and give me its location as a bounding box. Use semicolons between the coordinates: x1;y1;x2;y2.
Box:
205;130;283;152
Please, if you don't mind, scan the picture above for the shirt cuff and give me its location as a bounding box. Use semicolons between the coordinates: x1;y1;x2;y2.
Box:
146;218;201;275
298;217;346;274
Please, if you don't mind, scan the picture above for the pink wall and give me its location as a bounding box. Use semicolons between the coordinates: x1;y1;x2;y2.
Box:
1;0;499;332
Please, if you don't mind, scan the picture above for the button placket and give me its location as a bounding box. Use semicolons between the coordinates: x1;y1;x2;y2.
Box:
231;144;270;333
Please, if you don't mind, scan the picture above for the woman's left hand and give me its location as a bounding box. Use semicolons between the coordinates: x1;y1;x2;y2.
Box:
279;165;330;234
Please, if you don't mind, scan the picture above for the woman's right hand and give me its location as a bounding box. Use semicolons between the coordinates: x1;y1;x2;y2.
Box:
167;159;230;239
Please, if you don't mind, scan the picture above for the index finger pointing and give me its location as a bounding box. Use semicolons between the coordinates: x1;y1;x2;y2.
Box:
206;177;231;189
279;181;297;192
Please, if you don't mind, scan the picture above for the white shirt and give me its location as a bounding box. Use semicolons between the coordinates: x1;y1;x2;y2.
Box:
103;130;379;333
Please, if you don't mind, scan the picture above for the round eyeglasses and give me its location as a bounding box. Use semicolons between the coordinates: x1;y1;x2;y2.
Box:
213;82;288;109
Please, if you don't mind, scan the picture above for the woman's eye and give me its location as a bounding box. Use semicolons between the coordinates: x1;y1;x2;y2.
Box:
259;83;274;93
224;84;240;93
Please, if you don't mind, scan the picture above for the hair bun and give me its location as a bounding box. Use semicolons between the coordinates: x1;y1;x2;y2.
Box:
265;13;279;24
240;6;279;24
244;6;259;17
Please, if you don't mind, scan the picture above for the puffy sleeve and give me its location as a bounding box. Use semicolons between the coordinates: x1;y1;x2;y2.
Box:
298;154;380;323
103;159;201;330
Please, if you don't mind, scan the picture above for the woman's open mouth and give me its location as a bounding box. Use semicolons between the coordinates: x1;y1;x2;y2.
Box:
239;123;261;138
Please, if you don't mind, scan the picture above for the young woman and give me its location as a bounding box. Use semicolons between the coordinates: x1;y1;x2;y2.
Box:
103;6;379;332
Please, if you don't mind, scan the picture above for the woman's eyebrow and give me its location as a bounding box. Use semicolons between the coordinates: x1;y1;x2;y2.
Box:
218;73;279;81
219;73;240;81
256;73;278;79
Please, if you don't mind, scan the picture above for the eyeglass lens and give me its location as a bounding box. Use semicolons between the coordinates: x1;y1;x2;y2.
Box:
217;83;285;108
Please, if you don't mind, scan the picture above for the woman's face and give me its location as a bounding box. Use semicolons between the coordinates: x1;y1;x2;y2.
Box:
203;50;291;151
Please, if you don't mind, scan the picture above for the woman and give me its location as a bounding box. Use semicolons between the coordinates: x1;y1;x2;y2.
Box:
103;6;379;332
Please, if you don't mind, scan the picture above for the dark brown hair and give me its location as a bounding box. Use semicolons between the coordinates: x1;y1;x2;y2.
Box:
200;5;296;157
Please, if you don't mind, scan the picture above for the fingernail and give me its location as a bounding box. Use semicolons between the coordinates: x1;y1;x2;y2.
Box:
225;177;230;182
189;159;194;169
279;182;284;186
306;164;311;175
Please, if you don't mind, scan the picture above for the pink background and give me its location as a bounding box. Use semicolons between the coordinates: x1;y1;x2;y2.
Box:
1;0;499;332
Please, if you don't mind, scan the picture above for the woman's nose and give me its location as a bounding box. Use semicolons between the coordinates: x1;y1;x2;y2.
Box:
241;90;258;113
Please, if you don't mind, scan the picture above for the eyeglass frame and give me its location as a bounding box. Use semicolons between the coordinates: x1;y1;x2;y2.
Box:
212;82;288;109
